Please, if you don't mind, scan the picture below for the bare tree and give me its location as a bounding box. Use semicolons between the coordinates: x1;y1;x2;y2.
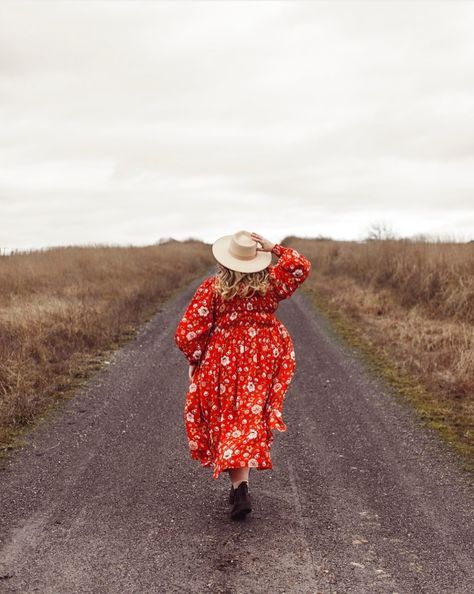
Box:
365;220;397;241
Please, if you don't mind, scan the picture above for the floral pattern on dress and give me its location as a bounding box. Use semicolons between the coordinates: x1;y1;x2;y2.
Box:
174;243;312;479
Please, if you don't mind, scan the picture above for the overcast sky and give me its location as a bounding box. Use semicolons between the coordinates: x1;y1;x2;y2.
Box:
1;1;474;251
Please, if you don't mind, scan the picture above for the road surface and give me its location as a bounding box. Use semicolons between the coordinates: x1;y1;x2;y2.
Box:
0;270;473;593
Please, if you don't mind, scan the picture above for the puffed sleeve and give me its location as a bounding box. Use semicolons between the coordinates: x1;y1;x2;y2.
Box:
269;243;312;301
174;276;216;365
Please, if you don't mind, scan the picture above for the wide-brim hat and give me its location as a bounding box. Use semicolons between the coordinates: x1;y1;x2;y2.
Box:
212;229;272;273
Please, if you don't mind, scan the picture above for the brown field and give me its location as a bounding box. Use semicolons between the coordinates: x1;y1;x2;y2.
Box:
0;240;215;454
287;236;474;472
1;235;472;473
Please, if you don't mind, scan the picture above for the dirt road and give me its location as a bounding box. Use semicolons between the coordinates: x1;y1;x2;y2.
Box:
0;270;473;593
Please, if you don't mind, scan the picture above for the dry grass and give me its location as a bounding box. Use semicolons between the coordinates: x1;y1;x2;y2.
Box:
2;234;472;475
285;236;474;473
0;240;215;454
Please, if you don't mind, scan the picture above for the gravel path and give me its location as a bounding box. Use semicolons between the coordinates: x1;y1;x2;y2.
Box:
0;270;473;593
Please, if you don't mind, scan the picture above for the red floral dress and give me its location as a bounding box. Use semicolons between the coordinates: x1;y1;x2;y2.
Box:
174;243;312;479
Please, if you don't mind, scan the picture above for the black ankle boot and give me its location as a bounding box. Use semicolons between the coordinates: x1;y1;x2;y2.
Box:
230;481;252;520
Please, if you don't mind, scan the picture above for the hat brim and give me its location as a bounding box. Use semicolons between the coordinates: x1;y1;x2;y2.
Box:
212;235;272;273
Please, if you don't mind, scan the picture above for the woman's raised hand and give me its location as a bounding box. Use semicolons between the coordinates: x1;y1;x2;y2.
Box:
251;232;275;253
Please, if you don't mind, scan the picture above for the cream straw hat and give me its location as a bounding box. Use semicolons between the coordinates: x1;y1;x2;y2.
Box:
212;230;272;273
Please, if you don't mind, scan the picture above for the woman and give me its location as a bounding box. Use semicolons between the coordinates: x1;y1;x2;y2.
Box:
174;230;312;520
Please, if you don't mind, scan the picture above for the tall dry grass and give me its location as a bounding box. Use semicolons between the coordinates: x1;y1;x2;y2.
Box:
0;240;215;452
286;236;474;470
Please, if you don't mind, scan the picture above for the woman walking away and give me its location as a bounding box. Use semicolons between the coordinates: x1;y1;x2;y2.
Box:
174;230;312;520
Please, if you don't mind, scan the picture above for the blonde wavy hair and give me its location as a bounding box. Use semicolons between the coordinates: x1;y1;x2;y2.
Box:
214;263;272;300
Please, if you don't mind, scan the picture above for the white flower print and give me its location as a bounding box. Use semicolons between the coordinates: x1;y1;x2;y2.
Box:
293;268;304;278
221;355;230;366
192;349;202;360
189;383;197;393
246;302;253;310
273;382;282;392
273;347;279;357
186;412;195;422
223;448;233;459
251;404;262;414
186;331;197;341
189;440;198;450
230;311;238;320
232;429;242;438
219;383;226;393
248;458;258;467
290;350;295;360
247;381;255;392
247;429;258;439
198;306;209;316
248;327;256;338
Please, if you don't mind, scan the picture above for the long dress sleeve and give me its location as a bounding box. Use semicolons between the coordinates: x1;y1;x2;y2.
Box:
268;243;312;301
174;276;216;365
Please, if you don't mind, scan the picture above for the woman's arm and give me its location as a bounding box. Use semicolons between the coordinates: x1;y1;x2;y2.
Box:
250;232;312;301
174;276;216;366
269;243;312;301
